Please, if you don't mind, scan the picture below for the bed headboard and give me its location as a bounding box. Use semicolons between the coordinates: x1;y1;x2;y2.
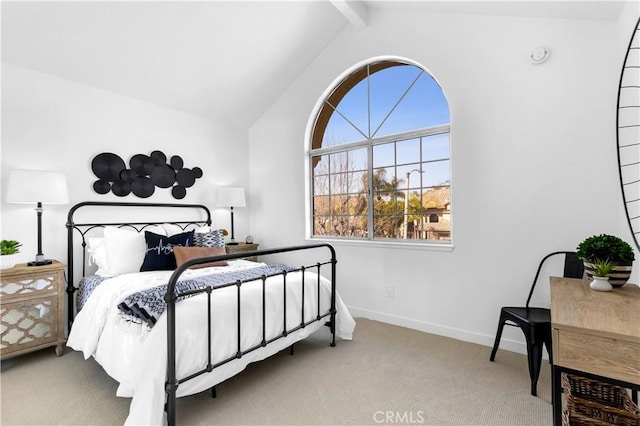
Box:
66;201;212;328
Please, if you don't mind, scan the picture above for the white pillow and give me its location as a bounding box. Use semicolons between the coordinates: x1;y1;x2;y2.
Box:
87;237;111;277
103;227;146;275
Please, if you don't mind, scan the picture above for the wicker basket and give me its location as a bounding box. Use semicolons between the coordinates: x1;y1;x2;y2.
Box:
561;374;640;426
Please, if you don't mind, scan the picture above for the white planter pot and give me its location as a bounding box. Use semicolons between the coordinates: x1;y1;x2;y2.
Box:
590;276;612;292
0;254;17;270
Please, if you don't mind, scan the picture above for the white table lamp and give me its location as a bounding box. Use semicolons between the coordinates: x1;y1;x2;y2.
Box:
6;170;69;266
216;187;246;245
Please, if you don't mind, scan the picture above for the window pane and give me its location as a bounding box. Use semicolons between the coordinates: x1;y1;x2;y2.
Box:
314;215;330;235
347;148;368;171
421;133;450;161
370;65;422;136
373;213;403;239
312;154;329;176
331;173;350;195
332;216;350;236
422;160;450;187
350;215;368;238
373;166;396;187
323;111;367;147
349;171;366;194
421;187;450;209
396;138;420;166
334;78;369;138
332;194;348;214
313;195;330;215
422;78;451;127
397;165;423;190
373;143;395;168
313;174;329;196
375;72;450;138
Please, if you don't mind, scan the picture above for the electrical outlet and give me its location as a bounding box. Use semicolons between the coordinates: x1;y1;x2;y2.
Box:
385;286;394;297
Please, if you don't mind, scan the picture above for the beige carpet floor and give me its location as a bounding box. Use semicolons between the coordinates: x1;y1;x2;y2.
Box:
0;318;551;425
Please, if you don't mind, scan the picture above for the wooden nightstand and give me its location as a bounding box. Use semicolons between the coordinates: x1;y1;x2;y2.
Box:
0;261;66;359
225;243;259;262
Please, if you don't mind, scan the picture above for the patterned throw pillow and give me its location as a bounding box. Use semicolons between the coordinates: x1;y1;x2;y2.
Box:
193;229;225;247
140;230;195;271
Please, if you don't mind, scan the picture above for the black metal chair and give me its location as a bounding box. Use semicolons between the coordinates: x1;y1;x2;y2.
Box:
489;251;584;396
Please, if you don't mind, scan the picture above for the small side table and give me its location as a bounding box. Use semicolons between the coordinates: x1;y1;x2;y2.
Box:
0;261;66;359
225;243;259;262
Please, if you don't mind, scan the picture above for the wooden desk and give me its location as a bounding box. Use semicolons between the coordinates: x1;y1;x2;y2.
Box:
550;276;640;425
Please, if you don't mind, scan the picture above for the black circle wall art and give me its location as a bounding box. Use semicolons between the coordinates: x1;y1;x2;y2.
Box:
172;185;187;200
93;180;111;194
90;150;203;199
150;164;176;188
131;176;155;198
150;150;167;165
111;180;132;197
92;152;125;181
176;168;196;187
170;155;184;170
130;154;155;176
120;169;137;183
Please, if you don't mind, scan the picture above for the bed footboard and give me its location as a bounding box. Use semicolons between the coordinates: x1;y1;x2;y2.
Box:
164;243;337;426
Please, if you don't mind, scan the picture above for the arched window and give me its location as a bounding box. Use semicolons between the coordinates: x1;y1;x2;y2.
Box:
308;59;451;243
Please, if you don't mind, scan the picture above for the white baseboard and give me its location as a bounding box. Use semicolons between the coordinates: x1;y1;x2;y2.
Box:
347;305;542;358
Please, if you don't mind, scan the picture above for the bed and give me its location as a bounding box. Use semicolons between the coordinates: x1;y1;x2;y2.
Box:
65;201;355;425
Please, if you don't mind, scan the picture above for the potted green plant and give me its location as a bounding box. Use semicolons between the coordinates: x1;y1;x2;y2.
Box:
588;258;615;292
576;234;635;287
1;239;22;270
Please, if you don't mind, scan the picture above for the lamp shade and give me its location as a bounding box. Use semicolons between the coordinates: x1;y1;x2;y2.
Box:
6;170;69;204
216;187;246;208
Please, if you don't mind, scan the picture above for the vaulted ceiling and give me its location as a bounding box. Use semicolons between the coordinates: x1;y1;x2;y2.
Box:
1;1;627;128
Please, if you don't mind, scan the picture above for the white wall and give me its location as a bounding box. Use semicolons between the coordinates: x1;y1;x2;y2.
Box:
1;63;250;266
249;7;640;354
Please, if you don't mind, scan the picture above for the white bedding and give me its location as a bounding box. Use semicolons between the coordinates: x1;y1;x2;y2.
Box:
67;259;355;425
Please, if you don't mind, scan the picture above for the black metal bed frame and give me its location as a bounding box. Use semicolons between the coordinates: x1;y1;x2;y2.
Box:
66;202;337;426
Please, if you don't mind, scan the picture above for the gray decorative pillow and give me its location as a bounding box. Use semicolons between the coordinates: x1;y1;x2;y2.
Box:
193;229;225;247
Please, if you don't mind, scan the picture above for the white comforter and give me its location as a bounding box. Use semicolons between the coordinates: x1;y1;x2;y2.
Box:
67;260;355;425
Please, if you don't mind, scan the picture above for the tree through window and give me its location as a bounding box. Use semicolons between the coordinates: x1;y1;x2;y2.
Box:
309;60;451;242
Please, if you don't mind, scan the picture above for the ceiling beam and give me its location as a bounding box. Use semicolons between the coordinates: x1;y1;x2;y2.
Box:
330;0;368;29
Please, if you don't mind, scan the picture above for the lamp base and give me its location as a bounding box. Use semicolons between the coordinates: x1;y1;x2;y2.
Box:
226;242;239;246
28;259;53;267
